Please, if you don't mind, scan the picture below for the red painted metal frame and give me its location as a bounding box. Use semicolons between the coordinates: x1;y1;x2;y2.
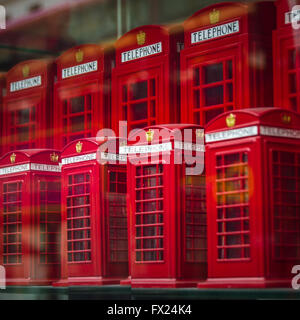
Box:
0;73;6;156
126;124;206;288
181;1;275;126
112;25;183;135
273;0;300;113
0;149;61;285
199;108;300;288
55;137;128;286
54;44;114;150
2;59;55;153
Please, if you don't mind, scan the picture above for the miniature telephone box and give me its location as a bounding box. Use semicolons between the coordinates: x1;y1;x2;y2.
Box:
124;124;206;288
0;73;6;155
2;59;54;153
0;149;61;285
56;137;128;286
54;44;113;149
181;2;275;126
273;0;300;113
112;25;183;134
199;108;300;288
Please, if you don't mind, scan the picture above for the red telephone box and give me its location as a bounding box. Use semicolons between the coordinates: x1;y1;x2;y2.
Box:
56;137;128;286
0;149;61;285
0;73;6;155
125;124;206;288
2;59;55;153
273;0;300;113
112;25;183;134
181;2;275;126
54;44;113;149
199;108;300;288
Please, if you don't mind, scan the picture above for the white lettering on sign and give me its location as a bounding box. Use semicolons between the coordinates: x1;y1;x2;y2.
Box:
260;126;300;139
0;164;30;175
174;141;205;152
30;163;61;172
62;61;98;79
205;126;258;143
100;152;127;162
0;163;61;175
121;42;162;63
191;20;240;44
10;76;42;92
62;153;97;165
119;142;172;154
285;9;300;24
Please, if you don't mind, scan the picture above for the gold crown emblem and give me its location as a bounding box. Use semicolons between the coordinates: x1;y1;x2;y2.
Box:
22;65;30;78
10;153;16;164
75;50;84;63
76;141;83;153
137;31;146;46
196;129;204;138
282;114;291;124
209;9;220;24
50;152;59;162
226;113;236;127
146;129;154;142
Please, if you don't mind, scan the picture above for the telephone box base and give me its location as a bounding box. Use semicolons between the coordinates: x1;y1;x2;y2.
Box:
130;278;199;288
120;276;131;286
53;277;121;287
197;277;292;289
6;278;58;286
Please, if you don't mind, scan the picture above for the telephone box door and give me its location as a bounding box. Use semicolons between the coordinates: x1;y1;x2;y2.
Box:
33;175;61;280
207;142;264;278
129;162;171;279
0;175;30;282
63;164;98;278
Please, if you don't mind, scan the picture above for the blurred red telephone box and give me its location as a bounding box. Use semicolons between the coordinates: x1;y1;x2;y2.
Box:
0;73;6;155
112;25;183;134
0;149;61;285
181;1;275;126
199;108;300;288
54;44;113;149
2;59;54;153
123;124;206;288
273;0;300;113
56;137;128;286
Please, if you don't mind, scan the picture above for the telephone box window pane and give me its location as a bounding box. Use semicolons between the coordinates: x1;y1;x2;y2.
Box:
289;73;297;94
203;63;223;84
289;49;296;70
216;152;250;260
226;60;233;79
194;68;200;86
135;164;164;262
130;81;148;100
70;96;85;114
17;127;29;142
70;116;85;132
227;83;233;102
131;102;148;121
204;86;224;106
17;109;30;124
272;150;300;261
2;181;23;265
122;85;128;102
204;108;224;124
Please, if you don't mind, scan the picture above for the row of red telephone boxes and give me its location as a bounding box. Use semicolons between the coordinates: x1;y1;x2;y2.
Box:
0;107;299;288
0;0;299;156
